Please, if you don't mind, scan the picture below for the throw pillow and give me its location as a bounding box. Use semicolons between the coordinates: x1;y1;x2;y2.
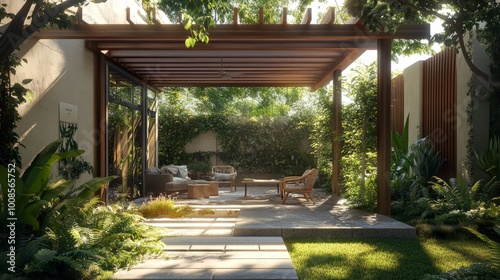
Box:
177;165;189;179
145;167;159;175
161;165;180;177
214;172;236;181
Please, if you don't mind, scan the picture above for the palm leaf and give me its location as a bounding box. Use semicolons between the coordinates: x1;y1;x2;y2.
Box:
21;139;63;194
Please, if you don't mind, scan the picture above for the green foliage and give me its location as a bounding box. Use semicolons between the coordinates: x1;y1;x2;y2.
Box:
391;130;446;219
309;87;334;189
476;136;500;185
0;139;115;235
138;195;193;218
339;62;378;209
410;137;446;187
467;225;500;271
344;0;500;88
0;197;166;279
58;122;94;180
430;176;498;212
158;87;319;175
423;263;499;280
0;55;31;167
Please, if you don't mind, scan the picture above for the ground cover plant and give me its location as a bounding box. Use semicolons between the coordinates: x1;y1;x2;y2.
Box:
0;140;167;279
285;237;492;280
138;195;193;218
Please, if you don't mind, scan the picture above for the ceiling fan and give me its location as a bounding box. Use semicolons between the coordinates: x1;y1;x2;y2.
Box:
219;58;231;79
218;58;245;80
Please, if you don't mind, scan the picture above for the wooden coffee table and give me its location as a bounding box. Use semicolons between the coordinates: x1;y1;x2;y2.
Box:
241;179;281;198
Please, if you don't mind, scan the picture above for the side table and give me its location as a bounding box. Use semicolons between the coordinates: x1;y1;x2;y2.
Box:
187;184;211;198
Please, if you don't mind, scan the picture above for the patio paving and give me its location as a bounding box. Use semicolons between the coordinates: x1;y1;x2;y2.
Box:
113;186;415;279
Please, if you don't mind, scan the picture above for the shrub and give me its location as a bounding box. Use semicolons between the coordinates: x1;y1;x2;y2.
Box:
0;197;167;279
138;195;193;218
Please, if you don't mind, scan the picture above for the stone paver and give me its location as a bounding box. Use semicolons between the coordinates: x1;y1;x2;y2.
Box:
113;237;298;280
114;187;416;279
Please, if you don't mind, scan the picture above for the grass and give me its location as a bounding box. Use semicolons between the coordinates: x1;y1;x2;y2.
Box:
285;237;491;280
138;195;193;218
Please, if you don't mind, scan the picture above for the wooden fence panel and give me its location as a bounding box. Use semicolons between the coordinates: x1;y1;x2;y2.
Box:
422;48;457;180
391;74;405;134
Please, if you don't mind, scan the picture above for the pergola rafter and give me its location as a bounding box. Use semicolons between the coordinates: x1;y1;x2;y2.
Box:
33;6;430;214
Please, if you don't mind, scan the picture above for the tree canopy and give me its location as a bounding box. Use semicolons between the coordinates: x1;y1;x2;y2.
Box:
344;0;500;88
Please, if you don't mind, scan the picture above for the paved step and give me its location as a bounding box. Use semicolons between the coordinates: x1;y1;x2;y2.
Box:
112;237;299;280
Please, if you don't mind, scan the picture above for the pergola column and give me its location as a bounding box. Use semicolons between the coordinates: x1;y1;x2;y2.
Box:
332;70;342;194
377;39;392;215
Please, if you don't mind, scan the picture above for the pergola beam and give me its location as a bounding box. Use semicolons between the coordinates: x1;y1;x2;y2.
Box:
36;24;430;41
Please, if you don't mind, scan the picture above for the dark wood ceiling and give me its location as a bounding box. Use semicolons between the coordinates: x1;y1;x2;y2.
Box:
37;7;430;91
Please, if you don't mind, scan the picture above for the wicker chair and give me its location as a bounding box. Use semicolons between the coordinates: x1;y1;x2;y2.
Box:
279;168;318;205
211;165;237;192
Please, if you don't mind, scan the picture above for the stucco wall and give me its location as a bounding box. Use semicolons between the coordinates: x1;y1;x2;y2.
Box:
184;131;219;166
5;0;148;182
403;61;423;146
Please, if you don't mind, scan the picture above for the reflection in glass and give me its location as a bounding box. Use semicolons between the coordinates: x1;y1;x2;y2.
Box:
107;66;151;202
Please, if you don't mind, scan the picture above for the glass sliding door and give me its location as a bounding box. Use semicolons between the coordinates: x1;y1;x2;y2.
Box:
106;65;152;202
147;89;158;168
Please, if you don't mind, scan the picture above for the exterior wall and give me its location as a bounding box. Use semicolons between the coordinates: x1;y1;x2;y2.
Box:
455;49;473;177
185;131;218;166
459;33;491;179
403;61;424;145
400;40;490;180
6;0;148;182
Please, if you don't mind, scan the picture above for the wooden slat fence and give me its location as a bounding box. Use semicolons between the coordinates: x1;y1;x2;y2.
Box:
422;48;457;179
391;74;404;134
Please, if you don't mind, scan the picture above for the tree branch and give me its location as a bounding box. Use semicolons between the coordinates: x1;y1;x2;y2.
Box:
399;0;499;88
0;0;86;64
0;0;34;63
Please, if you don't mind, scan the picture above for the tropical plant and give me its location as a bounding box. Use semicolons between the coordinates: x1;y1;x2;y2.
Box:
59;122;94;180
431;176;498;212
0;139;115;238
468;225;500;270
0;197;166;279
410;137;446;189
391;134;445;219
476;136;500;184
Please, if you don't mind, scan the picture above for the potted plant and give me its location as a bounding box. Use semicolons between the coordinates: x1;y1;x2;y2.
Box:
188;161;210;180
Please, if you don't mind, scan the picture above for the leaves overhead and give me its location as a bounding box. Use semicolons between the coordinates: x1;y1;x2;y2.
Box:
344;0;500;87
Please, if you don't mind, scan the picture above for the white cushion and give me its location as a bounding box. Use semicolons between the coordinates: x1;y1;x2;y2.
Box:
214;172;236;181
177;165;189;179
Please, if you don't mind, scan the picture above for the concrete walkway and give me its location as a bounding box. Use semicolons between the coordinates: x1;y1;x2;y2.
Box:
113;187;415;279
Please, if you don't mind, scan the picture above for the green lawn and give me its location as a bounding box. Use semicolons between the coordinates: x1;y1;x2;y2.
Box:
285;237;491;280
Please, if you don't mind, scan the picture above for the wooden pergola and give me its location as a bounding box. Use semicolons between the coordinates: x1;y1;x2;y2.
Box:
36;7;430;215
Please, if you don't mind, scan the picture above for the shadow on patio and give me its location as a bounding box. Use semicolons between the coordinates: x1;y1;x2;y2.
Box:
140;186;416;238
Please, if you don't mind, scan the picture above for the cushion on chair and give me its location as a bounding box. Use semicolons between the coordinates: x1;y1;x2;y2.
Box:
162;165;179;176
177;165;189;179
146;167;160;175
214;172;236;181
285;182;306;190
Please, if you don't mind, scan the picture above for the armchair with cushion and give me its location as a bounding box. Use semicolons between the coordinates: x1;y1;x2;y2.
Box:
145;167;174;196
211;165;237;192
279;168;318;205
145;165;192;195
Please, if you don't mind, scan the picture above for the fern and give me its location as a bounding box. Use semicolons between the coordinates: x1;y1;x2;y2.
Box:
431;176;499;212
467;226;500;270
475;136;500;181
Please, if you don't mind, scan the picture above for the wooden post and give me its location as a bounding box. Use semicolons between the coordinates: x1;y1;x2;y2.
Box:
95;53;108;203
377;39;392;215
332;70;342;195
